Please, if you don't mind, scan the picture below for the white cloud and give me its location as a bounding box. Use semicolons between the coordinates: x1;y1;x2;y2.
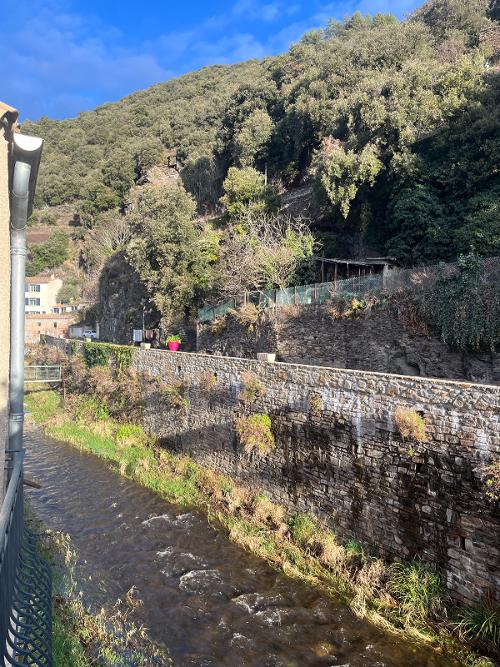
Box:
1;0;422;119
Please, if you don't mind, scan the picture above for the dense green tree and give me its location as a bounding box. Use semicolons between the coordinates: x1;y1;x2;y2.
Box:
102;150;135;200
78;181;120;228
220;166;278;222
126;184;209;320
57;280;80;304
313;138;383;218
412;0;492;44
27;230;69;276
234;109;274;167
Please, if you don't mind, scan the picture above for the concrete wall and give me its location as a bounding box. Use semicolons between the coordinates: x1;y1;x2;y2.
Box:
198;306;499;385
45;336;500;606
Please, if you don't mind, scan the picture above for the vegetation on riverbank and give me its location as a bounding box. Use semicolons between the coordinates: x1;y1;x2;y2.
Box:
27;506;172;666
26;387;498;666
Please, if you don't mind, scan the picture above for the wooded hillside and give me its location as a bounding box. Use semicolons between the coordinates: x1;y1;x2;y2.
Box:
22;0;500;331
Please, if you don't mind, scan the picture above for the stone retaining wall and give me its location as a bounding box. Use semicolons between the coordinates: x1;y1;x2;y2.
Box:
44;336;500;606
197;306;499;385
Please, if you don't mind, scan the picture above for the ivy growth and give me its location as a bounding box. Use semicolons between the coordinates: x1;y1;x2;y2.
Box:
83;342;112;368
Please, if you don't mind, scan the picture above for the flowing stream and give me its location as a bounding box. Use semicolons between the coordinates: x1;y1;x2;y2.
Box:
24;427;458;667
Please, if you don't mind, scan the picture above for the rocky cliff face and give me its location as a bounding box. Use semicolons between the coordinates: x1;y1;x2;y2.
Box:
198;305;499;385
95;251;152;344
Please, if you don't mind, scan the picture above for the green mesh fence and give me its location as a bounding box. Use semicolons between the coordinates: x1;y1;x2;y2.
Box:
198;274;383;322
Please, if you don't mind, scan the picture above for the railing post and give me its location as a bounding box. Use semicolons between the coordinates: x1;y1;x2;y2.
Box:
294;286;297;305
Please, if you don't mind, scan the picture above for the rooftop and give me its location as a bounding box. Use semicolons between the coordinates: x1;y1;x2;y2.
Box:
25;274;60;284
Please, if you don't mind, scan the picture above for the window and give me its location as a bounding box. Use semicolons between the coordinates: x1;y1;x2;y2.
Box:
26;284;41;292
38;322;42;327
25;298;41;306
53;322;58;328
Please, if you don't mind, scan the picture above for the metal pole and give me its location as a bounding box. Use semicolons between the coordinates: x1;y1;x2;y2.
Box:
7;134;43;478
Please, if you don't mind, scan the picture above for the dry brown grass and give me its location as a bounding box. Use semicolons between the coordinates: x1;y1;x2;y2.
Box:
394;407;426;442
198;370;218;392
353;560;388;613
210;317;227;335
483;461;500;502
226;485;254;514
317;531;350;572
239;371;266;403
230;302;259;329
309;393;323;416
253;494;285;528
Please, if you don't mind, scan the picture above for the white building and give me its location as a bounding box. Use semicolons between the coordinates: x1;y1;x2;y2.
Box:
25;274;63;314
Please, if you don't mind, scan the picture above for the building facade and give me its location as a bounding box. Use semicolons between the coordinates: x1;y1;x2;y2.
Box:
24;274;63;313
25;313;76;343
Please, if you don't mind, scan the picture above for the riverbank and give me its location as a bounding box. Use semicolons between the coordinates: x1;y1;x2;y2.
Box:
27;506;172;666
25;389;497;666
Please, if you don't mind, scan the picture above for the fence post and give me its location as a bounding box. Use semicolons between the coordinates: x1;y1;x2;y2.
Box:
294;286;297;305
313;283;317;304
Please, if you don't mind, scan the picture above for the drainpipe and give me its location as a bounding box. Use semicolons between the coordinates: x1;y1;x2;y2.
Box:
7;133;43;477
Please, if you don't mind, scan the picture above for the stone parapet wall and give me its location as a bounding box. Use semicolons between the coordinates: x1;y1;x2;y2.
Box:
132;348;500;607
44;336;500;606
197;306;499;385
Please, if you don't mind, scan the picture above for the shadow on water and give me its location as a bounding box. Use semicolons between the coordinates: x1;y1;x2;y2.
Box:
24;427;458;667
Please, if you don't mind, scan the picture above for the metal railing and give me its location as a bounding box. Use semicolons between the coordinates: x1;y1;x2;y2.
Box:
24;365;61;384
198;274;383;322
0;451;52;665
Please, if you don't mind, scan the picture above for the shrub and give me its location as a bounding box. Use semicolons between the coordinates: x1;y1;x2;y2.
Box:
453;606;500;648
309;393;323;415
388;560;443;624
418;254;500;353
288;513;317;548
198;371;217;392
482;461;500;503
166;335;182;344
235;413;274;456
394;407;426;442
345;539;364;559
83;342;111;368
210;317;226;335
239;371;266;403
63;355;88;394
231;303;259;329
113;346;134;371
159;379;189;411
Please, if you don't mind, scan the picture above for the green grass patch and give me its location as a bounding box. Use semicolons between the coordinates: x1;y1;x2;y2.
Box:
26;390;61;422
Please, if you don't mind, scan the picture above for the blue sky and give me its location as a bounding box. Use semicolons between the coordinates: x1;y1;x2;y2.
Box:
1;0;421;121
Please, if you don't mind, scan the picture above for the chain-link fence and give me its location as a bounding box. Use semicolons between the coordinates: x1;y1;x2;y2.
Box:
198;257;500;323
198;274;383;322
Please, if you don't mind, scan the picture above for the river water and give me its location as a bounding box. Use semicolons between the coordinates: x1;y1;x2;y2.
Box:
24;428;457;667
